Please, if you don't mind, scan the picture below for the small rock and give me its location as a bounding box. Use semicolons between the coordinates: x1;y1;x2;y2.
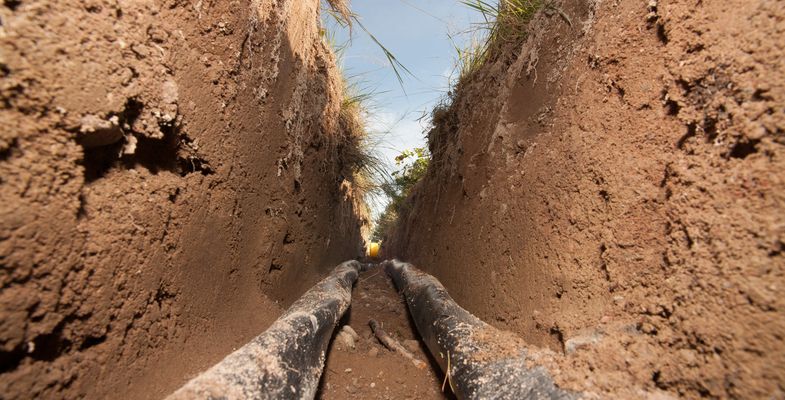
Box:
341;325;359;341
345;385;357;394
337;331;356;350
344;368;352;373
368;347;379;357
78;114;123;148
370;382;376;388
122;134;137;155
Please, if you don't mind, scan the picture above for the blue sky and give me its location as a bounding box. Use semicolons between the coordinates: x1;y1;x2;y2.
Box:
322;1;483;217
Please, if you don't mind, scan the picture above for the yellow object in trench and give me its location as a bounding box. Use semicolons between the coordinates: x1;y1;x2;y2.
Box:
368;242;380;258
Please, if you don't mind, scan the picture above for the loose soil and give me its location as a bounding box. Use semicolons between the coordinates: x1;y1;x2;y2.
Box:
317;268;446;400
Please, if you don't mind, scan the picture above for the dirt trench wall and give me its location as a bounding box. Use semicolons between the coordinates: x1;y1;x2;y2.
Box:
388;0;784;398
0;0;366;398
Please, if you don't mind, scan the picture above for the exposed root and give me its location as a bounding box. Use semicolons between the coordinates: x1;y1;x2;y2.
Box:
368;319;426;369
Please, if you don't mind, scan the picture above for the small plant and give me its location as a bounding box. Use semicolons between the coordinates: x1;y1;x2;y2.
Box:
372;147;430;241
389;148;430;194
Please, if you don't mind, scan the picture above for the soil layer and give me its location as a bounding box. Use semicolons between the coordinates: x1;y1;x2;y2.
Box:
388;0;785;398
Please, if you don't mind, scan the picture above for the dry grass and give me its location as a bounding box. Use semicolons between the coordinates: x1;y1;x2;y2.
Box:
336;79;388;207
333;99;385;241
453;0;543;86
322;0;414;237
325;0;352;27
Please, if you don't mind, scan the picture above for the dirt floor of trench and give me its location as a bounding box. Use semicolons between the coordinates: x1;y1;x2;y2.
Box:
317;268;447;400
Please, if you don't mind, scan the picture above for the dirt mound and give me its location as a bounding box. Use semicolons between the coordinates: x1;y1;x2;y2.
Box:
0;0;367;398
388;0;784;398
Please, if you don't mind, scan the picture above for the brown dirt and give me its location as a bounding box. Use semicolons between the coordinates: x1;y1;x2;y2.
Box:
0;0;367;399
3;0;784;398
388;0;784;398
317;268;446;400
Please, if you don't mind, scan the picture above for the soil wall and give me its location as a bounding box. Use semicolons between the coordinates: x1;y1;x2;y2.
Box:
0;0;366;398
388;0;784;397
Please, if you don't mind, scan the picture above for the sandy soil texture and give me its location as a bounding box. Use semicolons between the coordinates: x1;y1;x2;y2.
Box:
388;0;784;398
318;268;446;400
0;0;367;398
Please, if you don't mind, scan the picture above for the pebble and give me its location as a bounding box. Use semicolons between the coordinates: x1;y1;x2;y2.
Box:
342;325;360;340
368;347;379;357
337;331;356;350
370;382;376;388
344;368;352;373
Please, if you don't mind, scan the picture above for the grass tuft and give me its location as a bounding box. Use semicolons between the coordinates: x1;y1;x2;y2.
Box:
325;0;352;27
451;0;543;85
331;71;390;233
462;0;542;44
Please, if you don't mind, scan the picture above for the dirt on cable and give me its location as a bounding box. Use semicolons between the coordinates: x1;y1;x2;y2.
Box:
0;0;368;398
387;0;784;398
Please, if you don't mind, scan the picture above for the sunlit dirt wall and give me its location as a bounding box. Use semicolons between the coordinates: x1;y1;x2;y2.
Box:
0;0;366;398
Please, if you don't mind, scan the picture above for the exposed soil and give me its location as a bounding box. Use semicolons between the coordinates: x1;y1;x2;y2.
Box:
388;0;784;398
2;0;783;398
317;268;446;400
0;0;367;398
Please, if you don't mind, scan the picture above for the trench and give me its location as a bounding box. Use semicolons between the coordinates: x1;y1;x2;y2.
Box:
166;260;575;399
2;0;783;399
